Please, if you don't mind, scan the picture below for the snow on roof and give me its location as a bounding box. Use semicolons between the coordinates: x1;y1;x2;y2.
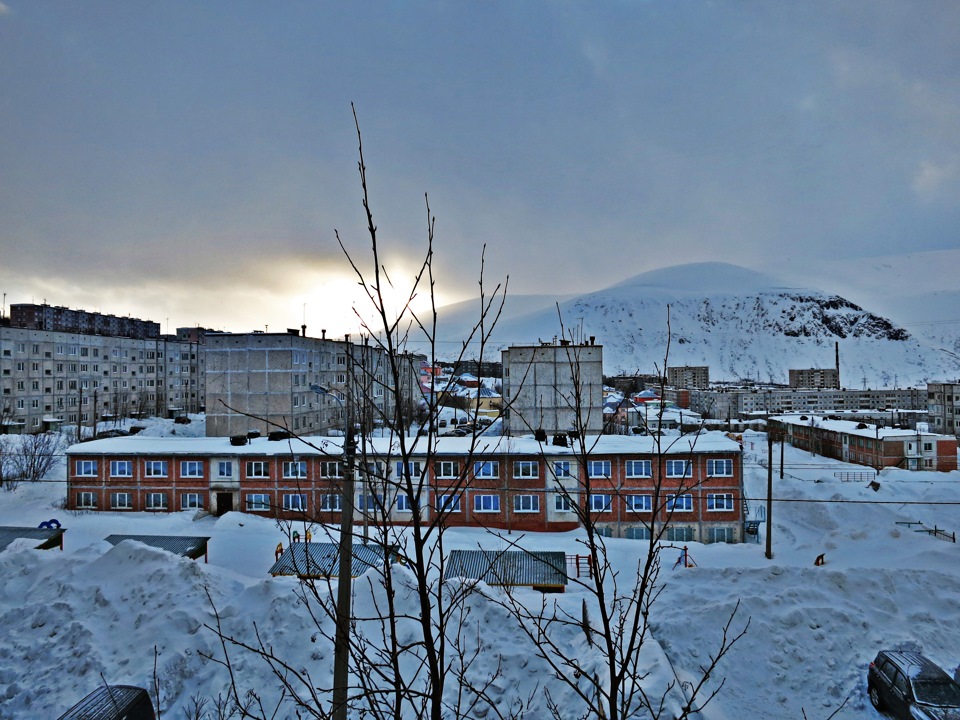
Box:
67;431;741;457
771;414;951;440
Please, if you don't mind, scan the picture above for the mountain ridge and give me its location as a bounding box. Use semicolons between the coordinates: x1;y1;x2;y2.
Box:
431;262;960;387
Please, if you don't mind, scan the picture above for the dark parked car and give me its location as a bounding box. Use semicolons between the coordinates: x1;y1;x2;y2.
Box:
868;650;960;719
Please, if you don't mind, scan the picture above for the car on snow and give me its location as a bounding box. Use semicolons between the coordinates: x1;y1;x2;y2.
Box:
867;649;960;719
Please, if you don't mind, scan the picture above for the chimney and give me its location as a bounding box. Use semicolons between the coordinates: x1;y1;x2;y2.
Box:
590;336;596;346
322;329;326;340
301;324;307;337
835;342;840;388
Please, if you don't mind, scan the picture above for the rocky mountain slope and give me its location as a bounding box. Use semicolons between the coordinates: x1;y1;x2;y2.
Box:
432;262;960;387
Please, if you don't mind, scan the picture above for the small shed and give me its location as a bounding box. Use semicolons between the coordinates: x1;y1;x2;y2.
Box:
0;526;65;551
443;550;568;593
269;542;393;579
104;535;210;562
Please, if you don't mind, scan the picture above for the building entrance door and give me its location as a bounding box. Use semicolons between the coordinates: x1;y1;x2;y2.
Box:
216;492;233;515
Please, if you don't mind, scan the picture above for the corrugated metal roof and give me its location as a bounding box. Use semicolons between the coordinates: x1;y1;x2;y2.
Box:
104;535;209;560
0;526;65;551
269;542;389;578
443;550;567;588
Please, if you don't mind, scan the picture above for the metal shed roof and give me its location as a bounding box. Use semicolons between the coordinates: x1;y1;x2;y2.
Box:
104;535;210;561
269;542;392;578
443;550;568;589
0;526;65;551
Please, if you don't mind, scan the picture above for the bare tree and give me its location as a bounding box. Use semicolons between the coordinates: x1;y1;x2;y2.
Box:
487;309;749;720
203;106;519;720
1;431;66;490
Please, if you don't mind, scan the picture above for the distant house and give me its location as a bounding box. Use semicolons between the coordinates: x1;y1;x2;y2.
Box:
768;415;958;472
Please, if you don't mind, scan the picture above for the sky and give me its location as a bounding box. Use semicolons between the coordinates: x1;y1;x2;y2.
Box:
2;2;959;336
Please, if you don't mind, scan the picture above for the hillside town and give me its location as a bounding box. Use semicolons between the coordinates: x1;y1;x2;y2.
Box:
2;302;957;545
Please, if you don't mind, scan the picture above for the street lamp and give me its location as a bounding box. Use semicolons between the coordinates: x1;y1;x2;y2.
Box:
310;383;356;720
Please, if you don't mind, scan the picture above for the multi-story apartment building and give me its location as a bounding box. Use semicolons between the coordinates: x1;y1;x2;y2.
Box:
204;330;419;438
10;303;163;339
667;366;710;390
65;432;745;542
688;386;927;420
789;368;840;389
0;323;205;434
768;415;958;472
927;381;960;437
501;339;604;436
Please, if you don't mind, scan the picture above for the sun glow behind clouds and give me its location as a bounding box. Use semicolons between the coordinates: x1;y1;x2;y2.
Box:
296;265;450;341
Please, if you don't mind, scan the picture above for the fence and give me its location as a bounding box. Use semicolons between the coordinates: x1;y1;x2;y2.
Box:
834;471;876;483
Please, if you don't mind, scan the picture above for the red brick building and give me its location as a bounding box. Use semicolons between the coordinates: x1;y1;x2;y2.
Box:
66;433;746;543
769;415;958;472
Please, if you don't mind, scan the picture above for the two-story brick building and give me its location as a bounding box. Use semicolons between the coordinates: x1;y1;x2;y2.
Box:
66;432;746;543
768;415;958;472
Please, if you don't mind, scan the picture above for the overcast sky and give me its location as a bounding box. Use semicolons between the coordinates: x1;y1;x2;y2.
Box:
1;2;958;335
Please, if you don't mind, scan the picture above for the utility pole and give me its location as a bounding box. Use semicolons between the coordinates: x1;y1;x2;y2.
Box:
779;433;784;480
332;336;356;720
766;431;774;560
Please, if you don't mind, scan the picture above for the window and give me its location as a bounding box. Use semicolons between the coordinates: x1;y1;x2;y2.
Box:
553;461;571;478
707;527;735;544
320;494;342;511
474;461;499;478
625;460;652;478
666;460;692;478
246;494;270;511
320;461;342;478
217;461;233;478
707;493;735;511
396;461;422;479
75;460;97;477
283;461;307;479
146;493;168;511
358;494;385;512
589;494;612;512
180;461;204;478
246;461;269;478
923;442;933;452
181;493;203;510
436;461;460;479
513;461;539;479
626;495;652;512
109;460;132;477
437;494;461;512
665;526;695;542
626;526;651;540
474;494;500;513
667;494;693;512
144;461;168;477
554;494;575;513
283;494;307;512
514;495;540;513
110;492;133;510
396;494;415;512
76;492;97;509
587;460;611;478
707;459;733;477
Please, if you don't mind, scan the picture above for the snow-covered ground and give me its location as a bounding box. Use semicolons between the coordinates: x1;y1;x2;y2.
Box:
1;421;958;718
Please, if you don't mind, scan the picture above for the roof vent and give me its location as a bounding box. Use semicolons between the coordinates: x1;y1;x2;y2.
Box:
268;430;292;441
534;428;548;442
552;434;568;447
230;435;248;446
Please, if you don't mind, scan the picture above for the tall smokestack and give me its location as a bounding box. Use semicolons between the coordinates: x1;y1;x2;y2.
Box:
835;342;840;388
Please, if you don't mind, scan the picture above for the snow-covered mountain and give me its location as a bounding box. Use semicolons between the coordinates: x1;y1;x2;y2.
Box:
433;262;960;387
